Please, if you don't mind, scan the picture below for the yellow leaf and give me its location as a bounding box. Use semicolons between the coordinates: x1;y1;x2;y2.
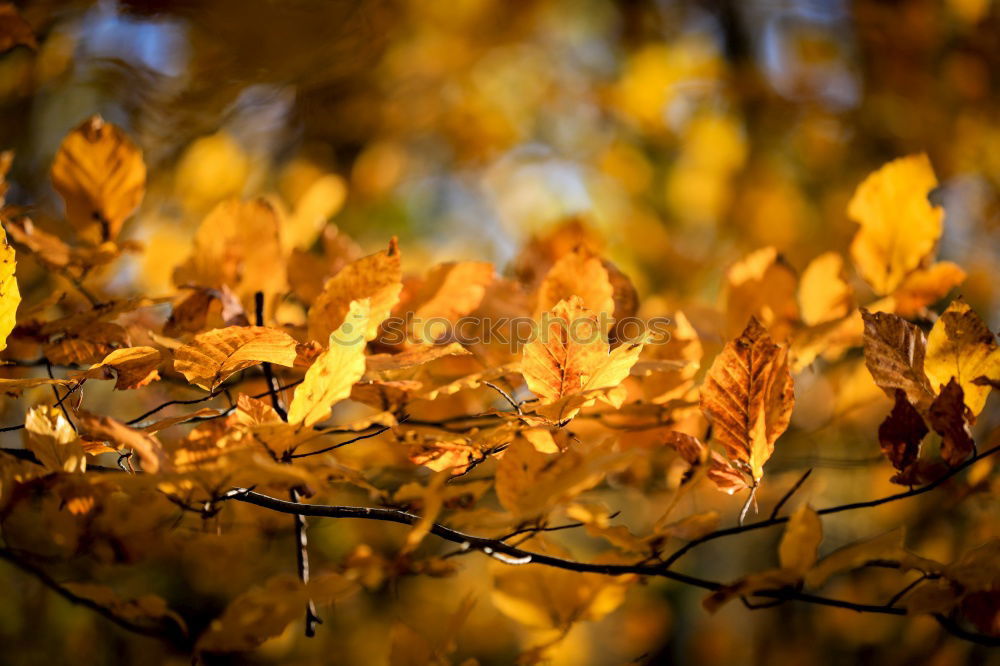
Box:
925;298;1000;415
284;173;347;251
890;261;966;317
494;436;627;520
521;297;643;409
724;247;799;341
0;226;19;350
308;238;401;343
535;247;615;319
798;252;852;326
172;197;287;303
50;116;145;244
173;326;298;391
288;300;369;427
848;154;944;295
407;261;494;343
75;346;161;390
778;505;822;573
700;316;795;481
24;405;86;473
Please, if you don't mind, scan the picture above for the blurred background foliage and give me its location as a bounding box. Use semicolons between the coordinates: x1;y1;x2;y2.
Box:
1;0;999;664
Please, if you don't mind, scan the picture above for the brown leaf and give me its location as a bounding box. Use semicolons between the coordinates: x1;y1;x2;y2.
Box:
75;411;166;473
173;326;298;390
50;116;146;244
878;389;928;481
861;309;935;413
700;316;795;481
928;378;975;466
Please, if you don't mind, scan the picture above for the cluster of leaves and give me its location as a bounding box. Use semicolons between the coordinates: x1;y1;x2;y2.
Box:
0;113;999;661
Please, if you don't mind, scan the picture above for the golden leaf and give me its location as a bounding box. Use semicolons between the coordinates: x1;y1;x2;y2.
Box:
50;116;146;244
848;154;944;295
861;309;936;413
925;298;1000;415
75;411;166;473
173;326;298;391
798;252;852;326
308;238;400;343
75;346;162;390
700;316;794;482
490;540;631;631
535;246;615;319
0;226;19;350
778;505;822;573
890;261;966;317
406;261;494;343
521;297;643;408
494;437;628;520
288;299;369;427
24;405;86;473
723;247;799;341
172;198;287;302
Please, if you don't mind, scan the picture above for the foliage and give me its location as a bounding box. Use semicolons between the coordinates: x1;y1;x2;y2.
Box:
0;2;999;665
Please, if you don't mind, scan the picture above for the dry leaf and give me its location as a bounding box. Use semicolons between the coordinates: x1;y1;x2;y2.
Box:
50;116;146;244
535;246;615;319
861;309;935;413
927;378;975;466
173;326;298;390
700;316;794;482
848;154;943;295
23;405;85;473
878;389;928;483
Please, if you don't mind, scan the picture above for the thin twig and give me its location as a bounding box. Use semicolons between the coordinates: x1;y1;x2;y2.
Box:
663;443;1000;568
285;423;395;460
484;381;521;415
290;487;322;636
46;362;76;432
255;291;288;421
769;468;813;520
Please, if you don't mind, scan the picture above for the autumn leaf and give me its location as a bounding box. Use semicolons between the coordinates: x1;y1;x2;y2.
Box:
535;246;615;319
861;309;936;413
521;296;644;418
798;252;852;326
172;198;287;303
878;389;928;483
723;247;800;341
700;316;795;482
75;346;162;390
173;326;298;390
50;116;146;244
890;262;966;317
288;299;369;427
779;505;822;573
405;260;494;343
927;378;975;466
75;411;166;473
0;225;19;350
925;298;1000;415
848;154;943;295
23;405;86;473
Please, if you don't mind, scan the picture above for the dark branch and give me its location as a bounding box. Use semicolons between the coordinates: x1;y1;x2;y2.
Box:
769;468;813;519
